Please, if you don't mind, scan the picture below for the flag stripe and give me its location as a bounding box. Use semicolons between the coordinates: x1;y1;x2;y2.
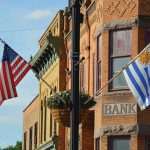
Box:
0;76;5;100
5;62;14;98
11;56;20;67
0;100;3;105
7;62;17;97
132;61;149;97
13;61;27;78
126;66;146;103
12;59;25;74
144;67;150;86
11;56;22;70
14;65;31;86
1;68;8;99
2;62;12;98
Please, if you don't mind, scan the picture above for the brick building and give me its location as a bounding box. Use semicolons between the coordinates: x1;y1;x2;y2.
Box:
23;95;39;150
23;0;150;149
23;10;66;150
64;0;150;149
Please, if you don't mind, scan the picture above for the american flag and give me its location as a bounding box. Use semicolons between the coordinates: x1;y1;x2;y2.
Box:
0;44;31;103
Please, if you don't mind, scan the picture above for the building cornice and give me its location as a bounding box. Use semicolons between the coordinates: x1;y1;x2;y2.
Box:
96;16;150;36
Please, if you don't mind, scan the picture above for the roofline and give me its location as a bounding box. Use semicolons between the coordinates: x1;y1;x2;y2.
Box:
38;10;64;44
23;94;39;112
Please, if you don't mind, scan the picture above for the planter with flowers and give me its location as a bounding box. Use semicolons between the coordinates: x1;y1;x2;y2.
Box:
46;91;96;127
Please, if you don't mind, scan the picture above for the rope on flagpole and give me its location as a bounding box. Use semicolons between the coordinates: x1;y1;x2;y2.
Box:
84;43;150;105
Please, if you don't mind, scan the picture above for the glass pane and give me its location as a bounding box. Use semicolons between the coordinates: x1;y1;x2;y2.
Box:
98;35;102;61
145;28;150;46
110;30;132;55
112;73;127;89
113;57;131;72
113;139;130;150
98;62;101;90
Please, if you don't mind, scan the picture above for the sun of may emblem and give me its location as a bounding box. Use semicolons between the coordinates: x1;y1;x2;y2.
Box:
138;51;150;65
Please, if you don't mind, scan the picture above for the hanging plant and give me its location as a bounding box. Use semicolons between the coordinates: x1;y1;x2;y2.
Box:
46;91;96;127
46;91;96;110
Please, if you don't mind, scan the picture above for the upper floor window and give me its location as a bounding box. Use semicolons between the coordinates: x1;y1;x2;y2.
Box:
145;28;150;46
34;123;38;147
97;35;102;91
29;127;33;150
24;132;27;150
93;53;96;94
110;29;132;90
50;112;53;137
81;64;86;93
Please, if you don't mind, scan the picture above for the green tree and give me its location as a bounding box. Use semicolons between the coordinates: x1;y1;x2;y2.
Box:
3;141;22;150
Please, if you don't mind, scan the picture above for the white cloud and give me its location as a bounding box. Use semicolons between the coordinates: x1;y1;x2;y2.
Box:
26;8;51;20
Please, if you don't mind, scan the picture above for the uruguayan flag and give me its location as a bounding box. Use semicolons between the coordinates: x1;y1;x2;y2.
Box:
123;46;150;110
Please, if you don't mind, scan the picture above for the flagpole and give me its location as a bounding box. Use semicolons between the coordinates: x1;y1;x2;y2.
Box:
85;43;150;104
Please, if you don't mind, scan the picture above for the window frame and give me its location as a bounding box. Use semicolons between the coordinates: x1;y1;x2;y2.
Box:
97;35;102;92
24;132;27;150
81;63;86;93
34;122;38;147
95;137;100;150
108;136;131;150
93;53;96;95
144;28;150;46
109;29;132;91
29;127;33;150
145;137;150;150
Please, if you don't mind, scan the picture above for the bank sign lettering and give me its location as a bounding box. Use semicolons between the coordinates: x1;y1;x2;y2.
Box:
102;103;137;116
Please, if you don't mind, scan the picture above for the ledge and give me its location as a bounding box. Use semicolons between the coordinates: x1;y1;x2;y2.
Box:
102;90;132;98
94;124;150;138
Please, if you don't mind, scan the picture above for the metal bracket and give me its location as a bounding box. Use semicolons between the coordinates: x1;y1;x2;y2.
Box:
75;57;85;68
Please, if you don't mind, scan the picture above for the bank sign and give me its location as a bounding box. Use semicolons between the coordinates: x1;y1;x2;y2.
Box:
102;103;137;116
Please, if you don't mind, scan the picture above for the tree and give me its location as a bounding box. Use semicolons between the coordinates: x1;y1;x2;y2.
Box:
3;141;22;150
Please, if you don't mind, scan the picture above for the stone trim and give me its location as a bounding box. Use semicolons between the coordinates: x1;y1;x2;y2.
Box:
94;126;101;139
94;124;150;138
95;17;150;36
102;91;132;98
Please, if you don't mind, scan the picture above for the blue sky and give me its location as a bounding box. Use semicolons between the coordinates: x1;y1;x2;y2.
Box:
0;0;67;148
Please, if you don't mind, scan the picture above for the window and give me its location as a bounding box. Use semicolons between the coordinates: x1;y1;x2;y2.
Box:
145;137;150;150
24;132;27;150
109;136;130;150
93;53;96;94
82;64;86;92
41;101;43;143
145;28;150;46
34;123;38;147
29;127;33;150
44;98;47;141
95;138;100;150
50;112;53;137
50;90;52;95
54;120;57;133
97;35;102;91
54;86;57;93
110;29;132;90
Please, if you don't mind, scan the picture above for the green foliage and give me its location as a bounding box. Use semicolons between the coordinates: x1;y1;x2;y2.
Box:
46;91;96;110
3;141;22;150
